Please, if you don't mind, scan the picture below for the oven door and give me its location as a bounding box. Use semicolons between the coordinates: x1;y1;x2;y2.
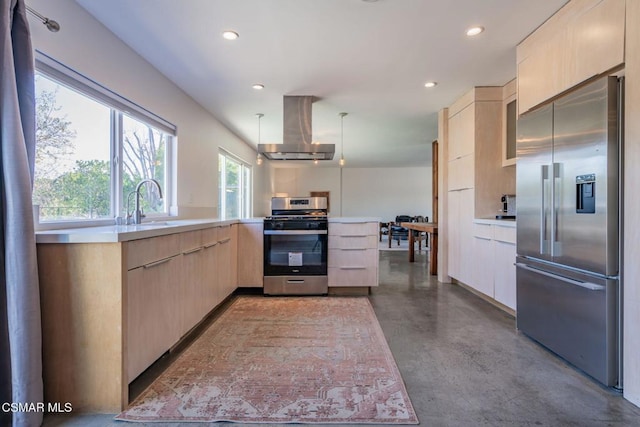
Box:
263;230;328;276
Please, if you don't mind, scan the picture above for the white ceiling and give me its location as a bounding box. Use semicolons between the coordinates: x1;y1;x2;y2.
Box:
75;0;567;168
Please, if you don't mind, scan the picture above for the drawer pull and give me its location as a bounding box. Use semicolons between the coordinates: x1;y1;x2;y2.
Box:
203;242;218;249
143;256;174;269
340;266;367;270
341;235;367;238
182;247;203;255
341;248;367;251
218;238;231;244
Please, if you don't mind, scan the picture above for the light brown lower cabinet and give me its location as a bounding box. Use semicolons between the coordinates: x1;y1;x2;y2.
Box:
180;230;205;338
201;227;219;315
127;254;181;382
237;222;264;287
328;221;379;288
37;224;237;413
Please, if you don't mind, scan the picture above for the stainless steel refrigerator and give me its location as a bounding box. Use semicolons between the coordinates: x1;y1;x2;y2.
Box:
516;76;622;388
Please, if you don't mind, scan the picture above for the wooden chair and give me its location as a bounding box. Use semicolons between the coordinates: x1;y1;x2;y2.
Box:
379;222;390;242
413;216;429;251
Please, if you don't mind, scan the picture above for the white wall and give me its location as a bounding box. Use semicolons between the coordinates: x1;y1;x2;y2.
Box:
343;168;432;221
272;167;342;214
272;166;432;220
29;0;272;219
624;0;640;408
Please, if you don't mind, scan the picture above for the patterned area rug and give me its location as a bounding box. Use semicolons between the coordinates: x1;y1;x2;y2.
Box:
116;296;418;424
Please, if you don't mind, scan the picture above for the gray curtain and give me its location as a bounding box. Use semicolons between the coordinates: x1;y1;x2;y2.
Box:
0;1;43;426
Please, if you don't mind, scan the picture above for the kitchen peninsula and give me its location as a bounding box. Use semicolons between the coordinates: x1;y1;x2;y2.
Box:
36;219;247;411
36;216;380;412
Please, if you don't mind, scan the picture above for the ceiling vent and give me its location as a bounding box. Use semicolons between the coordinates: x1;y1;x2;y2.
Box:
258;96;335;160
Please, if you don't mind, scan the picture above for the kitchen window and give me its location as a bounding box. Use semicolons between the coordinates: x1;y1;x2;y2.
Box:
218;151;251;219
33;52;175;226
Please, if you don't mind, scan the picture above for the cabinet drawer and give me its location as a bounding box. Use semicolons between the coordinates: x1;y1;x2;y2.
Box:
126;233;181;270
494;226;516;244
473;223;493;239
180;230;202;253
201;227;219;247
328;266;377;287
329;222;377;236
217;224;231;242
329;235;377;249
329;248;377;268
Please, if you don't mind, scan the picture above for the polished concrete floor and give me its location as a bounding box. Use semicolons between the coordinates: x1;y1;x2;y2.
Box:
43;250;640;426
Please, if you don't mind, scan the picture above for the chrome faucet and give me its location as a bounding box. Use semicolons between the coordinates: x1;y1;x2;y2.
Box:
126;179;163;224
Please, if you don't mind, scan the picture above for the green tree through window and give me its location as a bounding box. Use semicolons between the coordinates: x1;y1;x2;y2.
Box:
219;152;251;219
33;72;171;222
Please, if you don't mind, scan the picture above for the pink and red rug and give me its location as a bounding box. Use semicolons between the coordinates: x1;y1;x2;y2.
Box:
116;296;418;424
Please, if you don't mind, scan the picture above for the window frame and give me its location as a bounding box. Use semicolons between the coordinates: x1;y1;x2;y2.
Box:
33;51;176;230
218;149;252;220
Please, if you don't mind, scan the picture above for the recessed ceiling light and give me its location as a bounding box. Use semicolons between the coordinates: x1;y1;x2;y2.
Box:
424;81;437;88
466;26;484;37
222;30;239;40
252;84;264;90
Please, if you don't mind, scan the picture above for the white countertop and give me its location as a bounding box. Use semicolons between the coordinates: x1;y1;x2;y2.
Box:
36;216;383;243
474;218;517;227
35;218;259;244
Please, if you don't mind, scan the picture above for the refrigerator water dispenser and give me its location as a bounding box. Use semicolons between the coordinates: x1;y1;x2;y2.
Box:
576;174;596;214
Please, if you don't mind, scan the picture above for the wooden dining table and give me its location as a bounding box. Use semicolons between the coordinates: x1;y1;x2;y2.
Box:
401;222;438;275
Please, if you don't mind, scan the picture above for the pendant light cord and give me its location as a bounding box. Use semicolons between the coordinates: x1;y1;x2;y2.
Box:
256;113;264;165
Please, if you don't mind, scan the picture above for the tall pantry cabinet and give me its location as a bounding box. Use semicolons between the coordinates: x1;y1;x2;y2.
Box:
446;87;514;286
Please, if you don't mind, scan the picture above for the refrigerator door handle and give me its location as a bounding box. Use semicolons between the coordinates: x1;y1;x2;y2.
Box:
541;165;549;254
515;263;605;291
551;162;561;257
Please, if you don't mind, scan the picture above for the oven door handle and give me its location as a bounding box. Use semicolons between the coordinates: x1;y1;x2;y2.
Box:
264;230;328;235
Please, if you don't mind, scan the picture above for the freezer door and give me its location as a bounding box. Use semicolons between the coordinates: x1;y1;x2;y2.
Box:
552;77;619;275
516;258;618;387
516;104;553;261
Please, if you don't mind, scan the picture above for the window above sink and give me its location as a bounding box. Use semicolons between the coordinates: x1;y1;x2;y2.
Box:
32;52;176;229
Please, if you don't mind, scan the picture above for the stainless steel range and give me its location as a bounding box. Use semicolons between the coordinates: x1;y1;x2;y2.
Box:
263;197;328;295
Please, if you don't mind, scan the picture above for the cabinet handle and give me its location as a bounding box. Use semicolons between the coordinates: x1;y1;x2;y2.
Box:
143;256;174;269
182;247;203;255
203;242;218;249
340;266;367;270
341;248;367;251
341;235;367;238
218;238;231;244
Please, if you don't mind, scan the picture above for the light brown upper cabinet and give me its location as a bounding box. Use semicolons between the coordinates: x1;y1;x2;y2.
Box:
517;0;625;114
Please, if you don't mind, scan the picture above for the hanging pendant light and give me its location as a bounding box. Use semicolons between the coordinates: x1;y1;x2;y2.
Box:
256;113;264;165
339;112;348;167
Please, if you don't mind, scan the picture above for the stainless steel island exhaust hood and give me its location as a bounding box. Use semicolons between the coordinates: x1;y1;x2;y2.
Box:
258;96;335;161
